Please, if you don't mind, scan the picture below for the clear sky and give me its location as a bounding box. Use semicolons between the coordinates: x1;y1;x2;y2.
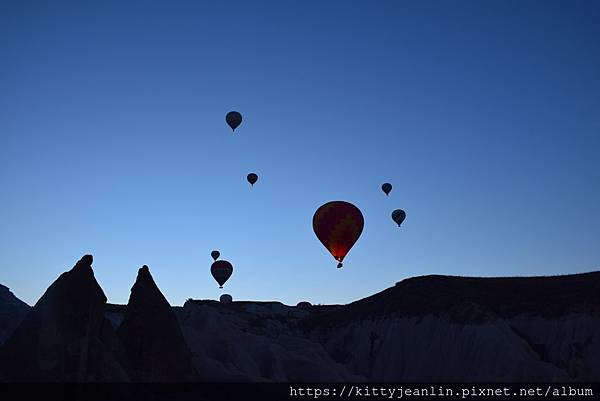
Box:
1;0;599;307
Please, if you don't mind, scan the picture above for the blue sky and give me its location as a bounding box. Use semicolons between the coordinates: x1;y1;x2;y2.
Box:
1;0;599;307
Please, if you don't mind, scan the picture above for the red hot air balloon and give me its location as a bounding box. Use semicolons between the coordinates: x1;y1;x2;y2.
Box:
312;201;364;268
211;260;233;288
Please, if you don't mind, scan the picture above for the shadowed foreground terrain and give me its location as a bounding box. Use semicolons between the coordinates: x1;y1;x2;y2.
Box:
0;255;598;382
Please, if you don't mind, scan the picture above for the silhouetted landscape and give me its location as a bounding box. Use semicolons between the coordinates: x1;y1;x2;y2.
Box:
2;2;599;400
1;255;598;382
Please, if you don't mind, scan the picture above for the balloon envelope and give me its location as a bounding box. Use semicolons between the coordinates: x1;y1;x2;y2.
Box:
211;260;233;288
210;250;220;261
247;173;258;186
220;294;233;304
313;201;364;265
391;209;406;226
382;183;392;196
226;111;242;131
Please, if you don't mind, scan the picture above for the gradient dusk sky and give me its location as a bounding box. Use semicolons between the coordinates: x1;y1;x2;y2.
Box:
1;1;599;307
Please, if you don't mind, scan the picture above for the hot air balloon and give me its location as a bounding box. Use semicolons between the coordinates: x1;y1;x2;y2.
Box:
247;173;258;186
382;183;392;196
313;201;364;268
220;294;233;304
211;260;233;288
226;111;242;132
391;209;406;227
211;250;220;261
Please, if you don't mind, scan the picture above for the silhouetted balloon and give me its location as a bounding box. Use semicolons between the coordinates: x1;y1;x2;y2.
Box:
226;111;242;131
382;183;392;196
211;260;233;288
296;301;312;308
220;294;232;304
247;173;258;186
211;250;220;261
391;209;406;226
313;201;364;268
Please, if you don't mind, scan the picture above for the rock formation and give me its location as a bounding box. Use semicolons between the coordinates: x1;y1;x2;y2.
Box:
304;273;600;381
179;301;359;382
1;262;599;382
0;284;30;346
0;255;128;381
117;265;197;381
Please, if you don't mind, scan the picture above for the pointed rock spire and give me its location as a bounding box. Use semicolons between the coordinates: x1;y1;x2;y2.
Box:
0;255;128;381
0;284;30;346
117;265;197;381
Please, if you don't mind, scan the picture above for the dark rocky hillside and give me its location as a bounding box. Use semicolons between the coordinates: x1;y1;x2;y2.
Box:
1;255;598;382
0;284;30;346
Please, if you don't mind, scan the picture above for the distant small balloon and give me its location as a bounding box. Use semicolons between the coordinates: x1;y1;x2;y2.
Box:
247;173;258;186
211;250;220;261
211;260;233;288
391;209;406;227
220;294;233;304
381;183;392;196
226;111;242;132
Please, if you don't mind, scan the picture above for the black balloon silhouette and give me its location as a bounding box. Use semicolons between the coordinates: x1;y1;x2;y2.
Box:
247;173;258;186
382;183;392;196
226;111;242;132
219;294;232;304
211;260;233;288
391;209;406;227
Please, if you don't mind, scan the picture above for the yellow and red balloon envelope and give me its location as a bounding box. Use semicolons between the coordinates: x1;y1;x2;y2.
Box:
312;201;364;265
